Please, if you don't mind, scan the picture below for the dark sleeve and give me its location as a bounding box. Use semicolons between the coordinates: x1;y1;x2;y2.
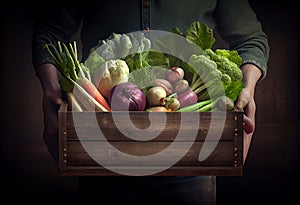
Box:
31;7;83;74
213;0;270;80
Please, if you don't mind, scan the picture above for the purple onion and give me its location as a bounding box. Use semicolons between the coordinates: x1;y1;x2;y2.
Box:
108;82;146;111
177;89;198;108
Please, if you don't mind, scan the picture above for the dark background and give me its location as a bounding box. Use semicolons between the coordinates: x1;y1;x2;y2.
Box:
1;1;299;204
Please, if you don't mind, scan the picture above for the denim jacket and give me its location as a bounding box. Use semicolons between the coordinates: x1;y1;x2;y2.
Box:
32;0;269;79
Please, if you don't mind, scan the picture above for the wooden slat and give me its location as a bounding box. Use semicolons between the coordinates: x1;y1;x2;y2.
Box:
64;111;241;141
58;102;68;171
233;112;244;166
66;141;235;166
59;166;243;176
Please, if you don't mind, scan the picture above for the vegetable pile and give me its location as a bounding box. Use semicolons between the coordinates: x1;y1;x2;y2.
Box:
46;21;244;112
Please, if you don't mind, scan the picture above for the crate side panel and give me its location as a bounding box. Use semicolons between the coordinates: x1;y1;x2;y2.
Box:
66;141;235;166
65;112;238;141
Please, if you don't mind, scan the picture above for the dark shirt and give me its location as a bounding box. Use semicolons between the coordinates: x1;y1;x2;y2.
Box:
32;0;269;79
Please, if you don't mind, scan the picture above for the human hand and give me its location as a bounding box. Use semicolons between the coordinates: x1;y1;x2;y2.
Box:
235;86;256;134
37;63;62;136
234;64;262;161
234;64;262;133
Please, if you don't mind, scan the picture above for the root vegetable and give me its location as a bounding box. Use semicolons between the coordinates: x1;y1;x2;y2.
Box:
167;98;180;111
108;82;146;111
155;78;173;96
174;79;189;94
66;91;83;112
177;89;198;108
146;106;172;112
166;67;184;83
146;86;167;107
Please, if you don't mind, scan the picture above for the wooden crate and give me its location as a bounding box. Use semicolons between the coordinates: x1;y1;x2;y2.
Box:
58;102;244;176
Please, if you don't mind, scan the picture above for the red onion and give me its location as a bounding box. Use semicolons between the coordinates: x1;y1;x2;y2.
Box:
108;82;146;111
177;89;198;108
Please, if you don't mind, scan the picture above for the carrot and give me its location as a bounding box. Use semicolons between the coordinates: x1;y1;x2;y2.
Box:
45;41;111;111
79;78;111;111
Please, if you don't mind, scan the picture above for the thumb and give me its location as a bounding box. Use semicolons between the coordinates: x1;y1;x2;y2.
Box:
54;97;63;105
234;88;251;111
45;88;63;106
234;96;246;111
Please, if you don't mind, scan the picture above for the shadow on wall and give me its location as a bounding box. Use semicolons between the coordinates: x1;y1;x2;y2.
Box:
1;8;79;199
218;1;299;204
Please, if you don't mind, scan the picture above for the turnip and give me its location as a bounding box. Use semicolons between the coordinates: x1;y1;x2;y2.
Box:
165;67;184;84
155;78;173;96
164;93;180;111
173;79;189;94
166;98;180;111
177;89;198;108
146;86;167;107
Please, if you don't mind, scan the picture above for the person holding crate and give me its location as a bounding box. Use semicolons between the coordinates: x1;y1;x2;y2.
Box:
32;0;269;204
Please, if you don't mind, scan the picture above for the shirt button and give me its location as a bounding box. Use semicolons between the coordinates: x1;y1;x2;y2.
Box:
143;1;150;8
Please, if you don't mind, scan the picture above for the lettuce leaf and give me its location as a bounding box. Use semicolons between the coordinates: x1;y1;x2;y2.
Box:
185;22;215;50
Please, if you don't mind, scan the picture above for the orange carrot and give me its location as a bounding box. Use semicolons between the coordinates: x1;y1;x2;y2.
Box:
79;78;111;111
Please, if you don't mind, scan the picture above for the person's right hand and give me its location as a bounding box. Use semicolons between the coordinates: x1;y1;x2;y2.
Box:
37;63;62;136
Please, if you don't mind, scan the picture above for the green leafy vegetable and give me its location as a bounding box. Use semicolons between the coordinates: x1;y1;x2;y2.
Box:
215;49;242;68
83;48;106;74
204;48;243;82
185;21;215;50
